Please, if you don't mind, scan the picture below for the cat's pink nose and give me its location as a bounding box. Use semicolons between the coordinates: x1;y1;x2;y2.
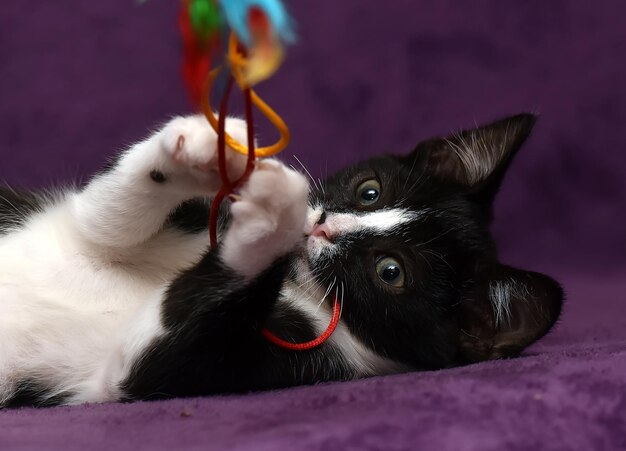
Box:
311;223;333;242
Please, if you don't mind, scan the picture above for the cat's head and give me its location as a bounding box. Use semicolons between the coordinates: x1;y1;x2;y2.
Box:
303;113;563;369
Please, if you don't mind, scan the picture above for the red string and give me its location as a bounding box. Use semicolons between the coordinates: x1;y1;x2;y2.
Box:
209;75;234;249
207;66;342;352
262;295;342;351
209;76;255;249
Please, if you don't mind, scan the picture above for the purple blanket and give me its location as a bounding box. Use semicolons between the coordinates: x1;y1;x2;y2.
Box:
1;1;624;450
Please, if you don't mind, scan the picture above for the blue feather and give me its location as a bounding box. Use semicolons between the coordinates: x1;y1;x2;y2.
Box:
218;0;296;47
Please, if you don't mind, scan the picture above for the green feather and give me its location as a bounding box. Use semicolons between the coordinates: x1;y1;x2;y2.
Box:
189;0;222;38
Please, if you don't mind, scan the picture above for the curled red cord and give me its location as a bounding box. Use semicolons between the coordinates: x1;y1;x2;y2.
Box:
207;85;342;351
262;295;342;351
208;75;255;249
205;42;341;352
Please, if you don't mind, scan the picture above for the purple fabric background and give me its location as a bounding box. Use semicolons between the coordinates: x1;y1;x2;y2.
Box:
1;1;624;450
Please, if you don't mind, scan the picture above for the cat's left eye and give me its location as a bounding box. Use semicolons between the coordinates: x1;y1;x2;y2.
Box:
356;179;381;206
375;257;405;288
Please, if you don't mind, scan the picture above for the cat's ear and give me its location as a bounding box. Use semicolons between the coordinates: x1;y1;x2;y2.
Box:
458;262;563;362
411;113;536;190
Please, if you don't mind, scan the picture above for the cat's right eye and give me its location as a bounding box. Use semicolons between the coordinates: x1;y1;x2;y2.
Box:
356;179;381;206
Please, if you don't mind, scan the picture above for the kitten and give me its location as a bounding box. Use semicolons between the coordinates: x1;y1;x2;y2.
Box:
0;113;563;407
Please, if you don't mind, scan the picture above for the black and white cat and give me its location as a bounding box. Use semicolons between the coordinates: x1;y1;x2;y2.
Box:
0;113;563;407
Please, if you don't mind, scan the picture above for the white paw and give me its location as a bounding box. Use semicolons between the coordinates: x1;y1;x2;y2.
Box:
159;114;248;191
221;160;309;278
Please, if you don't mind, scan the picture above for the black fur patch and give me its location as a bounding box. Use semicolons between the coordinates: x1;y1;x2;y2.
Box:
150;170;167;184
121;253;352;401
167;198;231;235
263;299;319;345
3;380;71;408
0;187;45;235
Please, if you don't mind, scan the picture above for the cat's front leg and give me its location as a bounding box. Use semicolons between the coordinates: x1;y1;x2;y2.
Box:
71;115;248;248
221;159;309;278
118;161;309;399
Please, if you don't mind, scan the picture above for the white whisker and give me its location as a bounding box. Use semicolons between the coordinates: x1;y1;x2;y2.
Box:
339;281;345;320
316;276;337;311
293;155;320;192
